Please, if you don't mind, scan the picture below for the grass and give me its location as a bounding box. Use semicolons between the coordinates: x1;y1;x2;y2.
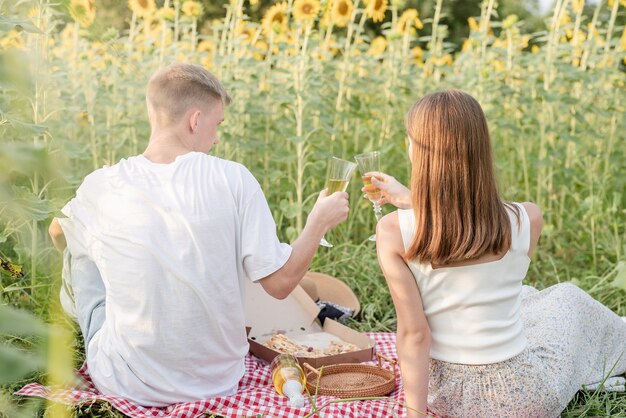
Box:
8;241;626;417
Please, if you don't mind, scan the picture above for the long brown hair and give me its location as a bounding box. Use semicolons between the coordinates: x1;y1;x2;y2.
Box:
404;90;519;265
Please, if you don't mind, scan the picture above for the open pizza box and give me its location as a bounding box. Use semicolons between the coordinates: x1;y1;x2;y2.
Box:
244;278;376;368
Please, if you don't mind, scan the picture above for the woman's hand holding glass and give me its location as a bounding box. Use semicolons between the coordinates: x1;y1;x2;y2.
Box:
362;171;411;209
355;152;383;241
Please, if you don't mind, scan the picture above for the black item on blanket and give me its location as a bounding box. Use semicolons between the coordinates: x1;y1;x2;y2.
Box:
315;299;355;325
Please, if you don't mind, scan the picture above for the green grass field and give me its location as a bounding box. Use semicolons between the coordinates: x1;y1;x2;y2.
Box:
1;0;625;416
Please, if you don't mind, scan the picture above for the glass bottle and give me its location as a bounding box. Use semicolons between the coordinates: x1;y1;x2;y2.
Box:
270;353;306;407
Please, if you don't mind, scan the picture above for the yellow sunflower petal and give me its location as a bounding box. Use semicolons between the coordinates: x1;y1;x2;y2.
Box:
396;8;419;34
368;35;387;55
236;23;257;43
365;0;387;23
128;0;156;19
468;16;479;32
262;2;289;35
70;0;96;28
182;1;204;18
331;0;353;28
572;0;584;14
293;0;321;22
156;7;176;21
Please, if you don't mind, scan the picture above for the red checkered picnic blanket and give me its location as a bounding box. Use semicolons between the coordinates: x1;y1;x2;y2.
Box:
16;332;417;418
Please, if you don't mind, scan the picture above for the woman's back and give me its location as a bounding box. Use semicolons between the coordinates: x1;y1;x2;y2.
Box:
397;203;530;364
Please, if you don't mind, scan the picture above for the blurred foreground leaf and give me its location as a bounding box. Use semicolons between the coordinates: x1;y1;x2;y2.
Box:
0;304;49;336
0;343;46;384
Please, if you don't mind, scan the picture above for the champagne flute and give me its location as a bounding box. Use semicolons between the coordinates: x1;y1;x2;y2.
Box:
320;157;357;248
355;151;382;242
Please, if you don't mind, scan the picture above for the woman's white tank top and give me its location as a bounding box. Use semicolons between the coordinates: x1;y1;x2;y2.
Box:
397;203;530;364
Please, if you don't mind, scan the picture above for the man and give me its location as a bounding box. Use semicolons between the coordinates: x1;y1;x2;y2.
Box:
48;63;349;406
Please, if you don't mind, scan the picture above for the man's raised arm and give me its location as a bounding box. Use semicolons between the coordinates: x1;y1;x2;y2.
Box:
258;190;349;299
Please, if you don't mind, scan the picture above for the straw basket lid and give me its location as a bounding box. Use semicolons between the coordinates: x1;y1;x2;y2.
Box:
303;353;396;398
301;272;360;315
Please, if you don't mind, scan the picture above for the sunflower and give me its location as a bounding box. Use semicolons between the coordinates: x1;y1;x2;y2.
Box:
156;7;176;21
324;38;340;55
364;0;387;23
293;0;320;22
0;29;25;49
155;29;174;48
319;8;331;28
411;45;423;61
492;38;506;49
368;36;387;56
492;59;505;72
128;0;155;18
182;1;204;18
331;0;353;28
467;16;479;32
197;39;215;53
198;41;213;68
608;0;626;7
70;0;96;28
236;23;257;43
502;14;517;30
520;35;530;49
60;24;77;45
461;38;472;52
572;0;584;14
396;8;422;34
253;39;268;60
278;33;299;56
262;2;289;35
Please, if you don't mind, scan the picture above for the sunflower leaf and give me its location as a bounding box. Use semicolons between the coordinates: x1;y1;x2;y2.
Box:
0;16;42;34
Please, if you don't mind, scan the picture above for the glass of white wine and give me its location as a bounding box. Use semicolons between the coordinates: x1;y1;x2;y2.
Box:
320;157;357;248
355;151;382;242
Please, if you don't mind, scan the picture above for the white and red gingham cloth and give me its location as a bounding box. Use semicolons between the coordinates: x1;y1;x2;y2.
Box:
16;332;429;418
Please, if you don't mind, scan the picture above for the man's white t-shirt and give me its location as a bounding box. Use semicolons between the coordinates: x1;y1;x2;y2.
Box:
59;152;292;406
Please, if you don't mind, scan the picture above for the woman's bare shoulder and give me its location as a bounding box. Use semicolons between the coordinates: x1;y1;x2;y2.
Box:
376;211;404;253
520;202;543;255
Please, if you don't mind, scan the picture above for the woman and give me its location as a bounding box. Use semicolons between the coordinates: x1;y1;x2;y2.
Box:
369;90;626;417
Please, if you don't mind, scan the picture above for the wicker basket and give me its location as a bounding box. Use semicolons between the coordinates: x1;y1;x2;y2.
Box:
303;353;397;398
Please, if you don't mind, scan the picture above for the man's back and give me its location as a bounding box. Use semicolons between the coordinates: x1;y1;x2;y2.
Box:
60;152;291;406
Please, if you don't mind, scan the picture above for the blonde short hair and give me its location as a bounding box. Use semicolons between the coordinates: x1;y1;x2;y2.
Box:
146;63;231;125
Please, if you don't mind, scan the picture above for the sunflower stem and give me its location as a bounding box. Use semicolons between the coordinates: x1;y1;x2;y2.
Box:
580;0;602;70
571;0;584;64
479;0;495;64
173;1;180;42
544;0;566;91
604;0;619;57
127;11;137;57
